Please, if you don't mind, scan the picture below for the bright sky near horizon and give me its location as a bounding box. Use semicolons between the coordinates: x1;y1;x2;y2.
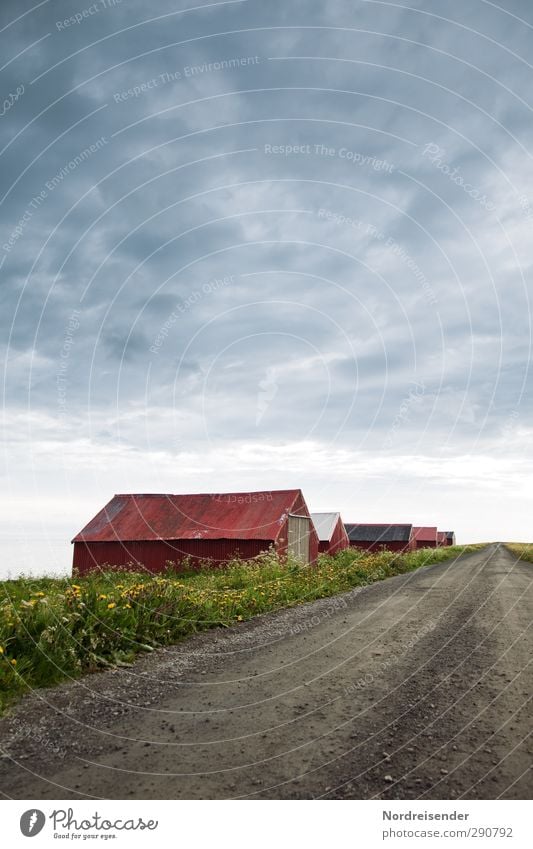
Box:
1;0;532;565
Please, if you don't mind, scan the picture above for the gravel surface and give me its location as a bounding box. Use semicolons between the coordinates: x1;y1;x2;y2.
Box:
0;543;531;799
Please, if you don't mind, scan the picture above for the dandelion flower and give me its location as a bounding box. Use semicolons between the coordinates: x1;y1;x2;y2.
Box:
11;659;17;666
0;646;3;654
107;602;116;609
98;594;107;600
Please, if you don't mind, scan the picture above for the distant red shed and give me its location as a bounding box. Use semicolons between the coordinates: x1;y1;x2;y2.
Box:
445;531;456;546
310;512;350;555
437;531;447;547
412;526;438;549
72;489;318;574
344;523;415;553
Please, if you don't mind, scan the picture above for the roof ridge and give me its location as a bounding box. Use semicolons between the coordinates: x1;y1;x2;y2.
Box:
112;489;301;497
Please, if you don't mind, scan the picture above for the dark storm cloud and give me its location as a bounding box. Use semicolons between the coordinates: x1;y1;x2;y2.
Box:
1;0;532;476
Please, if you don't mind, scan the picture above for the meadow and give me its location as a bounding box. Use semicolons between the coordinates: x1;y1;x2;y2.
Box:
0;543;484;713
505;543;533;562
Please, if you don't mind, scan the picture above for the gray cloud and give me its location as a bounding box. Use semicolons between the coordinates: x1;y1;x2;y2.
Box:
1;0;533;549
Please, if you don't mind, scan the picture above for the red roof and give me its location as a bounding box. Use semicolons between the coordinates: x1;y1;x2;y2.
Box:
72;490;306;542
413;526;438;542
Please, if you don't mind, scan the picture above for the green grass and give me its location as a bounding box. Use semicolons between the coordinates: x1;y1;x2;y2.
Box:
504;543;533;562
0;543;483;713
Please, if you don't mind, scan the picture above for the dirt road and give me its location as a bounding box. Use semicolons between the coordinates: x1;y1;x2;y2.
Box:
1;543;531;799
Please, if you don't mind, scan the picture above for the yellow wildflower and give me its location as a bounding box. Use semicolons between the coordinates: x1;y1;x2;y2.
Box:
11;659;17;666
107;602;116;609
98;594;107;600
0;646;3;654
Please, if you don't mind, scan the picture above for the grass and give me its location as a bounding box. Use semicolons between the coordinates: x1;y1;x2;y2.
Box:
0;543;483;713
504;543;533;562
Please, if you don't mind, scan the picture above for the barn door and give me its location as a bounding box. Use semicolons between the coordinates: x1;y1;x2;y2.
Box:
287;515;310;563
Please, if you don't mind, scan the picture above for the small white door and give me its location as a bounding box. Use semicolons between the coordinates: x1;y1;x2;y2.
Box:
287;515;311;563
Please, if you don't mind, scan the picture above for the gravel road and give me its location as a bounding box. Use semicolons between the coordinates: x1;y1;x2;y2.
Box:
1;543;531;799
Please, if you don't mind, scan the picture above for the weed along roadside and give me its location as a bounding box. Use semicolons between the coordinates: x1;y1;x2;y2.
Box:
504;543;533;562
0;544;484;714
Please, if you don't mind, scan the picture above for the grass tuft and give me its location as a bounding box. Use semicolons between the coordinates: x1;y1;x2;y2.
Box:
504;543;533;562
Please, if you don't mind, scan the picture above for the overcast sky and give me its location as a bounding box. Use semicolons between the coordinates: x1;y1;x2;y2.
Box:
1;0;532;557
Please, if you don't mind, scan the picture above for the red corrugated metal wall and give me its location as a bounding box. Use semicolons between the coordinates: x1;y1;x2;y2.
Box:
329;517;350;555
348;540;412;553
73;539;272;575
318;518;350;555
73;490;319;574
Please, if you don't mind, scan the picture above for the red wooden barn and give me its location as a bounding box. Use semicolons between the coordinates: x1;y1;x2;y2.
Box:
412;526;438;549
445;531;456;546
344;523;415;553
437;531;447;547
310;512;350;555
72;489;319;574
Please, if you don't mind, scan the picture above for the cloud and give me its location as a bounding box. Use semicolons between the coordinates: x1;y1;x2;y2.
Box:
1;0;532;551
